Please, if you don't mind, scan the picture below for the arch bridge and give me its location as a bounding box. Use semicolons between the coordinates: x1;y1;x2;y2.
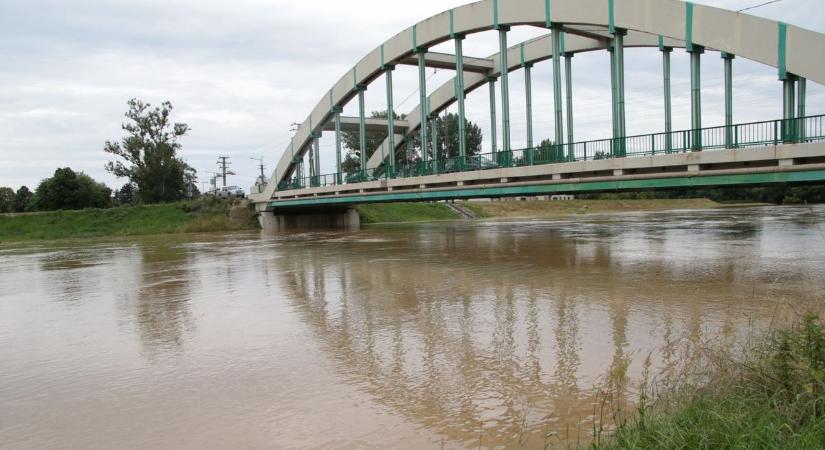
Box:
250;0;825;229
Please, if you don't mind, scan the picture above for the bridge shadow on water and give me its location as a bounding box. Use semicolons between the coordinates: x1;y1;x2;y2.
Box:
270;207;825;448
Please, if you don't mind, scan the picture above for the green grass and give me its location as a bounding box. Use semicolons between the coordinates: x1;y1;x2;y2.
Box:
0;199;259;242
591;314;825;450
356;202;461;224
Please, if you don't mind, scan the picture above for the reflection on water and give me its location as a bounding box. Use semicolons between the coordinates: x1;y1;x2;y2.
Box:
1;206;824;449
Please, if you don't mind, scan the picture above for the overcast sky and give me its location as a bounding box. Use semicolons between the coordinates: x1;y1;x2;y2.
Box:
1;0;823;191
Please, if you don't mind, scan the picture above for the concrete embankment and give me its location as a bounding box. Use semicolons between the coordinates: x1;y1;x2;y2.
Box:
356;198;725;224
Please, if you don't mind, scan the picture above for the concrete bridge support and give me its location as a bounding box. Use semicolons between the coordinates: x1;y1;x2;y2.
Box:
259;207;360;232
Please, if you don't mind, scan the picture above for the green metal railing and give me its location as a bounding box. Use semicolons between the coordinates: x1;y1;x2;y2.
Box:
276;115;825;192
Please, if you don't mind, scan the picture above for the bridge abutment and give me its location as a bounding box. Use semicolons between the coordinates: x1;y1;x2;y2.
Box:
259;207;360;232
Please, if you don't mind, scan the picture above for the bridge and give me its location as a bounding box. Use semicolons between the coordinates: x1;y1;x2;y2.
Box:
249;0;825;231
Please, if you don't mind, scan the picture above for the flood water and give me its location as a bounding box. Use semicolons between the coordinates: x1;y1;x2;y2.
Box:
2;205;825;449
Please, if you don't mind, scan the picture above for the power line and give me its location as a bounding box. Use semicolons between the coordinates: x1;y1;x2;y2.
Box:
737;0;783;12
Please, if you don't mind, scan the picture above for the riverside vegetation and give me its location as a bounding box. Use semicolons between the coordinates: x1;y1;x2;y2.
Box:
584;311;825;449
0;198;259;241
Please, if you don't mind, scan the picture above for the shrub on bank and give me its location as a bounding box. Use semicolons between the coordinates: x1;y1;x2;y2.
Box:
591;314;825;449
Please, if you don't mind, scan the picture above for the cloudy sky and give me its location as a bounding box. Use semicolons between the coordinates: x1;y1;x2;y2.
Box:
0;0;823;191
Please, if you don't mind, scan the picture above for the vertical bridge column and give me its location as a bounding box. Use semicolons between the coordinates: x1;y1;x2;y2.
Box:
782;75;797;142
332;106;343;184
356;83;368;178
564;51;574;161
488;76;498;155
722;52;734;148
552;26;565;160
520;42;534;157
415;47;430;172
311;132;321;187
686;2;703;151
453;32;467;170
799;77;807;141
689;45;704;150
609;26;626;157
384;64;396;176
660;39;673;153
497;25;512;164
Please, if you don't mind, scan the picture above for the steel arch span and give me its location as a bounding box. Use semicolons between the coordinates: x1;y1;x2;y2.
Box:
251;0;825;210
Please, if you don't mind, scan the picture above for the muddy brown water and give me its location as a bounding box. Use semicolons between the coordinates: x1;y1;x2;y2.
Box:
2;205;824;449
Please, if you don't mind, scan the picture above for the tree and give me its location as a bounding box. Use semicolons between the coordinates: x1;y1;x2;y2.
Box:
0;187;14;213
115;183;137;205
14;186;33;212
30;168;112;211
104;99;193;203
431;112;483;160
340;110;483;174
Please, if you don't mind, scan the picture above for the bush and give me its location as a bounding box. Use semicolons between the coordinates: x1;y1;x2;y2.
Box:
30;168;111;211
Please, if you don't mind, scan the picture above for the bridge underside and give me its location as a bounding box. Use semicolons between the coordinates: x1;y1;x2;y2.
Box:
264;142;825;210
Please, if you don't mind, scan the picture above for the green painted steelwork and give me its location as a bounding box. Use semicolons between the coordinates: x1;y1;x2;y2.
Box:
552;26;564;156
778;22;787;80
689;46;704;150
565;52;574;160
525;63;534;149
417;50;429;165
455;36;467;159
611;31;627;156
333;109;343;184
449;9;455;37
492;0;499;29
544;0;552;27
430;116;438;171
498;27;511;154
488;78;498;154
799;77;807;141
685;2;695;51
385;66;396;171
357;84;367;176
276;114;825;191
608;0;615;33
661;44;673;152
783;76;796;142
609;47;617;146
723;52;734;148
268;169;825;209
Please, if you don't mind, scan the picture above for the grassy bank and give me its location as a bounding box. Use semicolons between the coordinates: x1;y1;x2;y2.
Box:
463;198;720;218
356;203;460;223
590;313;825;449
0;198;259;242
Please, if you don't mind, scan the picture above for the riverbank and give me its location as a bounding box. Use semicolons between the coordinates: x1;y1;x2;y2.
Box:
359;198;724;224
0;199;259;242
590;312;825;449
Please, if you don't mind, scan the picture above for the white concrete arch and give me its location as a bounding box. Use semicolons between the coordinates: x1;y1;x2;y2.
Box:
257;0;825;200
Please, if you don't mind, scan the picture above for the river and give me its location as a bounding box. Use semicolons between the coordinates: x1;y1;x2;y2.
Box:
2;205;824;449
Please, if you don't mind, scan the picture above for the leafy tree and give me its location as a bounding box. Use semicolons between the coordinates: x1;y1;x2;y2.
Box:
14;186;33;212
104;99;193;203
0;187;15;213
115;183;137;205
30;168;112;211
431;112;483;160
340;110;482;174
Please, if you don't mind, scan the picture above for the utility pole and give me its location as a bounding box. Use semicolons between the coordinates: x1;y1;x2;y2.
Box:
216;156;231;187
250;155;266;185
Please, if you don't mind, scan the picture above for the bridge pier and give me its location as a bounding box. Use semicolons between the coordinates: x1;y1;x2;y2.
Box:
259;207;360;232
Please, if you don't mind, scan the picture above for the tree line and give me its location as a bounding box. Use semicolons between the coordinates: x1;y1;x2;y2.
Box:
0;99;198;214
